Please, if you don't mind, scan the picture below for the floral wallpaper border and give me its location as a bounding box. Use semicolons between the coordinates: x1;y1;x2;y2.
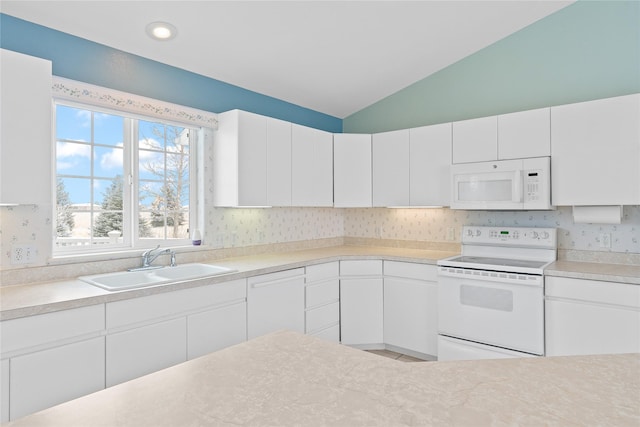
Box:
51;77;218;129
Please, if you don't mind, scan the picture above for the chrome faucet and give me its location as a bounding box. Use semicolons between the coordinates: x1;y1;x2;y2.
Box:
134;245;176;270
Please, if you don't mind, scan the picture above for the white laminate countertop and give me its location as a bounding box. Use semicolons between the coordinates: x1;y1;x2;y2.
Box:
545;260;640;285
2;245;638;321
0;245;457;321
6;330;639;427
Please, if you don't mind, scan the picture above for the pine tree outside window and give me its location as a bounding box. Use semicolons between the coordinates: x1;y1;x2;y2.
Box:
54;102;198;254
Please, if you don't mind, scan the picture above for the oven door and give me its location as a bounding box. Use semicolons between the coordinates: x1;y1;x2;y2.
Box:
437;266;544;355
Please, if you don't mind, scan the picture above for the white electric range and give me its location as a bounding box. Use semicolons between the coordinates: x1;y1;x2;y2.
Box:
437;226;557;360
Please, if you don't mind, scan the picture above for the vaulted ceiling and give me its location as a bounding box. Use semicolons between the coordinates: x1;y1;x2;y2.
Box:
1;1;573;118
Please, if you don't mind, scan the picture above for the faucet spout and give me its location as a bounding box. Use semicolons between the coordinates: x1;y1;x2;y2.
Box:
134;245;176;270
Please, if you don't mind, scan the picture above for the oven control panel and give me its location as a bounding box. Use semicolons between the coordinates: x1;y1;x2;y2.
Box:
461;226;556;248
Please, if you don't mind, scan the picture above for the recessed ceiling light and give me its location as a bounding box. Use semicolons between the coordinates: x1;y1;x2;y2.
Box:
146;21;177;41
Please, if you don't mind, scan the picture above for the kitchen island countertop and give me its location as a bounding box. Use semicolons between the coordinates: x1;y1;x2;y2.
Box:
5;330;639;427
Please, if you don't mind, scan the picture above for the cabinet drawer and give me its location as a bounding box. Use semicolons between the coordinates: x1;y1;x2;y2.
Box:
306;262;339;282
310;324;340;343
340;260;382;276
306;302;339;334
106;279;246;329
306;279;339;308
546;277;640;308
384;261;437;282
248;268;304;287
1;305;104;355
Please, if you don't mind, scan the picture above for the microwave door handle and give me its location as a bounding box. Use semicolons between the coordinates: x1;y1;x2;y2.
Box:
513;170;523;203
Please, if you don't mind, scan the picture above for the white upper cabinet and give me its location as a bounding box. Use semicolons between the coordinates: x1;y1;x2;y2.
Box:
498;107;551;160
291;124;333;207
372;129;410;206
0;49;52;205
214;110;292;207
409;123;452;206
214;110;267;207
453;108;551;164
334;133;372;207
452;116;497;164
551;93;640;206
266;117;292;206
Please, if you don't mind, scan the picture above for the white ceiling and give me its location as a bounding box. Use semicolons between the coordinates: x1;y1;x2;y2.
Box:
1;0;573;118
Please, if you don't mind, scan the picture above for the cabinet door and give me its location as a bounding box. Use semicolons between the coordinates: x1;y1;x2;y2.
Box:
187;301;247;360
409;123;452;206
10;337;105;421
1;359;8;423
266;117;292;206
551;94;640;205
384;277;437;356
0;49;52;205
213;110;267;206
498;107;550;160
546;300;640;356
545;276;640;356
291;124;333;206
340;278;383;346
106;317;187;387
452;116;497;163
247;269;305;339
372;129;410;206
333;133;372;207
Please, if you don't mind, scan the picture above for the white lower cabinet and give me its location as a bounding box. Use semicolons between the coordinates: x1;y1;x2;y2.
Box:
10;337;105;420
107;318;187;387
0;305;105;421
545;276;640;356
305;263;340;342
383;261;438;358
340;260;384;347
187;301;246;360
1;359;8;423
105;279;247;386
248;268;305;339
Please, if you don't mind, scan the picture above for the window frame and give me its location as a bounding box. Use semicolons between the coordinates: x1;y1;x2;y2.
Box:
53;99;200;255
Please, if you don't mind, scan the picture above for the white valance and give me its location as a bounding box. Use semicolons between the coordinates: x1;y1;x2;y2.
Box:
52;76;218;129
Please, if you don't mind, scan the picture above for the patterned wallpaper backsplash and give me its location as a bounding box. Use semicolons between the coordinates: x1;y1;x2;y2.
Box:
343;206;640;253
1;203;638;271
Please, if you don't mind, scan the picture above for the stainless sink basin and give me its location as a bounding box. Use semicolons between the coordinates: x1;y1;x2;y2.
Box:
79;263;236;291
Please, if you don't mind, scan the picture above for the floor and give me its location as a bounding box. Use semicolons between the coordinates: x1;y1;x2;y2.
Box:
365;349;426;362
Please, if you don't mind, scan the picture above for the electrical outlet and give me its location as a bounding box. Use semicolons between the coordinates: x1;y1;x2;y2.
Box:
11;244;36;265
599;233;611;249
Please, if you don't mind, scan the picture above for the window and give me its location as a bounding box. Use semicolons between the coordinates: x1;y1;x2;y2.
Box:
54;102;198;253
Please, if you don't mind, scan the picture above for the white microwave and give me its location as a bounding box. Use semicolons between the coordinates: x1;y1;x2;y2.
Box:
451;157;552;210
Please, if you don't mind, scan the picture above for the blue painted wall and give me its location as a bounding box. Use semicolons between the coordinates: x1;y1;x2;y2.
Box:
344;0;640;133
0;14;342;132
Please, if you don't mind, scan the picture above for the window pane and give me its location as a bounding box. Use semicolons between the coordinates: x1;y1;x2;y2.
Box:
57;141;91;176
95;176;123;209
94;211;123;238
139;150;165;180
56;105;91;142
95;146;123;178
59;177;91;205
139;120;165;151
94;113;124;146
